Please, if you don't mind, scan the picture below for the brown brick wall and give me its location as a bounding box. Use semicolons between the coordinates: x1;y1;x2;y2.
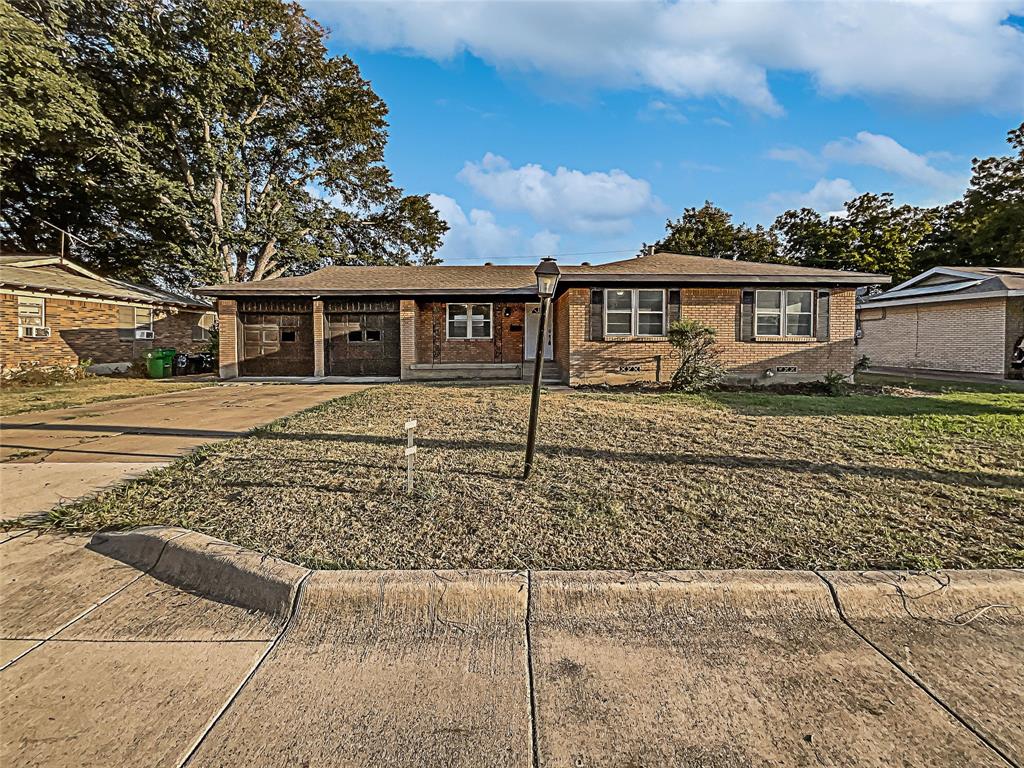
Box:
564;286;857;386
312;299;325;377
413;300;525;364
858;297;1009;375
399;299;417;371
217;299;239;378
1;292;209;373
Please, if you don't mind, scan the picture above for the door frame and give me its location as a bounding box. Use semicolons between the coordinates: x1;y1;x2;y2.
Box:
524;302;554;361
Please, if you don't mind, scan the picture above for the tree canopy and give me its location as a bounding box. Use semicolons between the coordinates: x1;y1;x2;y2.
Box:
1;0;447;289
653;122;1023;282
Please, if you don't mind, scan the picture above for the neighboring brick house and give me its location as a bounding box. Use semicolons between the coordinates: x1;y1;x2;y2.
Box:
858;266;1024;380
1;253;214;375
198;251;887;385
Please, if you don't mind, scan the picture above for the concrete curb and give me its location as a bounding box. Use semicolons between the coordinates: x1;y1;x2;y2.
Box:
89;527;309;617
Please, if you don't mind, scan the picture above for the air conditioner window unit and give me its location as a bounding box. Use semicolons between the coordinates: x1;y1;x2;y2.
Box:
135;329;155;340
20;326;52;338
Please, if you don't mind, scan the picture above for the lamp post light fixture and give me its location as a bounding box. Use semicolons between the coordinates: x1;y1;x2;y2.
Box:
523;257;561;479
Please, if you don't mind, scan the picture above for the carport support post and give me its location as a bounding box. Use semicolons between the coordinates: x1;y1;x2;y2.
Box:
313;298;325;377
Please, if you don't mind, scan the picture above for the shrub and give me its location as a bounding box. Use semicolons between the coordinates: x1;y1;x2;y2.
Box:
667;319;725;392
823;370;850;397
854;354;871;374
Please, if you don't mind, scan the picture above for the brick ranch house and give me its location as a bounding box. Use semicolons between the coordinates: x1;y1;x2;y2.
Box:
858;266;1024;380
198;251;888;386
1;253;214;375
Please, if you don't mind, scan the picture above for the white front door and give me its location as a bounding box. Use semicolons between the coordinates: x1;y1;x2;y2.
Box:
524;303;554;360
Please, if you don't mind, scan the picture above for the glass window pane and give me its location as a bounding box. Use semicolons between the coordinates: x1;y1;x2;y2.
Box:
756;315;781;335
637;316;663;335
787;313;812;336
470;319;491;338
786;291;812;315
606;290;632;312
606;312;632;335
365;329;382;342
471;304;491;321
756;290;782;310
348;330;363;342
448;321;467;338
638;290;664;312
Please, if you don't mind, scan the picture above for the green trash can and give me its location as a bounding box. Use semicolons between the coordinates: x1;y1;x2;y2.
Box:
144;349;165;379
160;348;176;378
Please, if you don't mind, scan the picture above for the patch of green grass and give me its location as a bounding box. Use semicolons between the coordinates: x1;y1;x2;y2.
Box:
17;383;1024;571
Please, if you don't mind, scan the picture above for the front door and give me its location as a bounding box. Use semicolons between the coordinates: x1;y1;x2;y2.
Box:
524;303;554;361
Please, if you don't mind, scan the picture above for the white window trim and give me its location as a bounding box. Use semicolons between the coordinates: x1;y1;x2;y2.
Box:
17;295;45;327
446;302;493;340
754;289;815;339
604;288;667;337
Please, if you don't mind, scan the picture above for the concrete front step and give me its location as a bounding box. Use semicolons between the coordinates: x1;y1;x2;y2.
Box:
1;528;1020;768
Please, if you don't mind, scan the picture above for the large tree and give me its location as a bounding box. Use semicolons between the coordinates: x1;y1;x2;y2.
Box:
773;193;933;281
914;123;1024;272
1;0;447;288
654;201;781;262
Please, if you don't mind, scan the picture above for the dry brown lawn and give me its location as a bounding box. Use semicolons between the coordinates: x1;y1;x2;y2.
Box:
0;376;210;416
36;383;1024;570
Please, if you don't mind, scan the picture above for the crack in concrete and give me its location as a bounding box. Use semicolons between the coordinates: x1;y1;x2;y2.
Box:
0;531;190;672
814;571;1018;768
525;569;541;768
177;569;313;768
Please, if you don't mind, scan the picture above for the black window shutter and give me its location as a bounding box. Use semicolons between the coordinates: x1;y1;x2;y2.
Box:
816;289;831;341
590;289;604;341
668;289;681;326
739;288;755;341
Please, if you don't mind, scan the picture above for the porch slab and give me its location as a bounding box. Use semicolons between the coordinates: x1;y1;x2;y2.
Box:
823;569;1024;765
529;570;1006;767
187;570;531;768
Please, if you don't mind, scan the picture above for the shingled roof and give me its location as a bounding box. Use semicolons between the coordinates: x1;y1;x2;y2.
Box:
197;251;889;297
0;253;210;309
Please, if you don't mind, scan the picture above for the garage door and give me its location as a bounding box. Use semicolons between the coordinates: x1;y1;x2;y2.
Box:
239;304;314;377
327;300;400;377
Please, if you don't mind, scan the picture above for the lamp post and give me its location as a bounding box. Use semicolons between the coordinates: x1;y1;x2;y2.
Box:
523;257;561;479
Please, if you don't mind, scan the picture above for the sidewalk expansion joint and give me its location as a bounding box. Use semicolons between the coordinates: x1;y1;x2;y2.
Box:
177;568;313;768
525;569;541;768
0;529;190;673
814;571;1018;768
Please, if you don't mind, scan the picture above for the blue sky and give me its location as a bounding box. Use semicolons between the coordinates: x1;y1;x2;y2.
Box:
306;1;1023;265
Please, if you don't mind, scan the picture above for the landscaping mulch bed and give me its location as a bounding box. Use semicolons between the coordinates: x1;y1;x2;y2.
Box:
32;383;1024;570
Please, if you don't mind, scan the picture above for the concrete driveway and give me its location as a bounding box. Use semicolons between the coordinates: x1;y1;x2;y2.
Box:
1;528;1021;767
0;384;368;521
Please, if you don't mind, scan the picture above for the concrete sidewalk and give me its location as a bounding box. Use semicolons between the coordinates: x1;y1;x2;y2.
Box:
0;384;368;521
1;529;1021;767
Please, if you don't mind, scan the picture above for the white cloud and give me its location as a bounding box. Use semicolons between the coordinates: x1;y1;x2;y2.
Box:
309;1;1024;113
822;131;965;192
764;178;859;215
528;230;561;257
766;146;827;173
637;99;688;124
456;153;658;235
427;193;518;262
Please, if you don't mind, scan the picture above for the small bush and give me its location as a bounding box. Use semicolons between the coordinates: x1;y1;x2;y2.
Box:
823;370;850;397
854;354;871;374
667;319;725;392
